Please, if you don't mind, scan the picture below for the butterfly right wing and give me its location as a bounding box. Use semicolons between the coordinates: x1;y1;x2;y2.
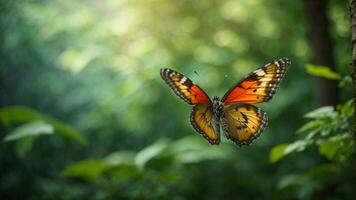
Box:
190;103;220;144
222;58;290;105
221;104;268;146
160;68;211;105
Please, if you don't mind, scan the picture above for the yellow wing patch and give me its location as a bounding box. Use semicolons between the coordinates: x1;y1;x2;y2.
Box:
190;104;220;144
221;104;267;146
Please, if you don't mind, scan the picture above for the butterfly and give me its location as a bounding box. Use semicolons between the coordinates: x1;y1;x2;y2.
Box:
160;58;290;146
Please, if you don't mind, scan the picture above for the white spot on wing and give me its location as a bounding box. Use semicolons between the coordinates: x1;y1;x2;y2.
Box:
180;76;187;84
254;69;266;76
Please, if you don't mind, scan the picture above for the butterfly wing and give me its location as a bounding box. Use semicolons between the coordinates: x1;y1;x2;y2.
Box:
190;103;220;144
222;58;290;105
160;68;211;105
221;104;267;146
161;68;217;143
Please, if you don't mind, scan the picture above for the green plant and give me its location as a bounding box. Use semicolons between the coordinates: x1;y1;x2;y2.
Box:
1;106;87;157
270;100;354;163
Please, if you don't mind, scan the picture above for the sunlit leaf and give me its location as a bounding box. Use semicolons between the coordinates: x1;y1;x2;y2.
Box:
108;165;138;180
134;139;169;169
304;106;336;119
318;140;339;160
306;64;341;80
0;106;87;145
50;120;87;145
270;140;312;163
306;130;321;140
61;159;108;180
0;106;42;125
269;143;288;163
105;150;135;166
317;134;349;160
104;153;138;180
3;121;53;142
297;120;322;134
284;140;310;154
338;99;354;118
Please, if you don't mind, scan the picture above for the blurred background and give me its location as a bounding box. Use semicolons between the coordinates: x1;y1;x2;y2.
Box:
0;0;355;199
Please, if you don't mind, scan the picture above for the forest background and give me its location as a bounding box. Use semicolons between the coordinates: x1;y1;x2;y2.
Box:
0;0;355;199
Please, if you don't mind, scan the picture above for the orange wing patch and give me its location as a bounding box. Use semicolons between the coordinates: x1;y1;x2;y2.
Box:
160;68;211;105
222;58;290;105
190;104;220;144
221;104;267;146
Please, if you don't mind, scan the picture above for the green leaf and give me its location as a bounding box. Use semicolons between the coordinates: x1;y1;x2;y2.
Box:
104;150;135;166
0;106;87;145
270;140;311;163
3;121;53;158
318;139;340;160
0;106;42;125
306;129;322;140
134;139;169;169
297;120;322;134
104;151;138;180
270;143;289;163
3;121;54;142
49;120;87;145
284;140;310;154
305;64;341;80
304;106;335;119
339;99;354;118
62;151;137;181
61;159;108;180
108;165;138;180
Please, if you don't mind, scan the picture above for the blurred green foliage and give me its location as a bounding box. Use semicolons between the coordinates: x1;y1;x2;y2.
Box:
269;99;355;199
0;0;354;199
0;106;87;145
305;64;342;80
271;99;354;162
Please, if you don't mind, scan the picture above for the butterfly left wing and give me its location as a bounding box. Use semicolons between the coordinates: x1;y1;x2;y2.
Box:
160;68;211;105
161;68;218;143
190;103;220;144
222;58;290;105
221;104;267;146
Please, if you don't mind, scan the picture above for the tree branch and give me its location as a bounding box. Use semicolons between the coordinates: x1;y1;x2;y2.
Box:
350;0;356;139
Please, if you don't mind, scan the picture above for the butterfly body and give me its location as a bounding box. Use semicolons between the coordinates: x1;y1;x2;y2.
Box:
160;58;290;146
212;96;224;119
